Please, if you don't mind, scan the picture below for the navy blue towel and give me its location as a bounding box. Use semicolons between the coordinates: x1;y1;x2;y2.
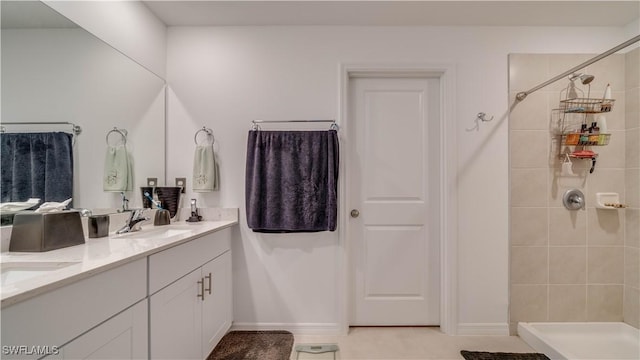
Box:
245;130;339;233
1;132;73;204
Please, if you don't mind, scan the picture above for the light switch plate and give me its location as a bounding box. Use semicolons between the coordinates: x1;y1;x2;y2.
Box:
147;177;158;187
175;177;186;193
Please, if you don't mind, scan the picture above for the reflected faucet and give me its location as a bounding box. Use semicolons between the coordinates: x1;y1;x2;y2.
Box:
119;192;130;213
116;209;149;234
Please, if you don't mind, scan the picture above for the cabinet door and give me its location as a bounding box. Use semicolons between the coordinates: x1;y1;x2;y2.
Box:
62;300;148;360
150;268;203;360
201;251;232;357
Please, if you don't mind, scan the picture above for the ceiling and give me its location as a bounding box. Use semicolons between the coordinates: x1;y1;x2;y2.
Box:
143;0;640;27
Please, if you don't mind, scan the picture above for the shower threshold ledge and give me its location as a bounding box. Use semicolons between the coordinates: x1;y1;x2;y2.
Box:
517;322;639;360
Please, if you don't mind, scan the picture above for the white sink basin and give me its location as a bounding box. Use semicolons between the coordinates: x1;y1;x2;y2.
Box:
1;261;80;285
115;227;192;240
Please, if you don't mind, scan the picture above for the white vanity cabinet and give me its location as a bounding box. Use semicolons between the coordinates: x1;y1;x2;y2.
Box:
148;228;232;360
1;258;147;360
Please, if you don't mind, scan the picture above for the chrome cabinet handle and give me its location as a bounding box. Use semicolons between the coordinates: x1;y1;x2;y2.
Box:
350;209;360;218
205;273;212;295
197;279;204;300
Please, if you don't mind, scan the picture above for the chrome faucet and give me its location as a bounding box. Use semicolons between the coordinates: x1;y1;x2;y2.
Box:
116;209;149;234
118;192;130;213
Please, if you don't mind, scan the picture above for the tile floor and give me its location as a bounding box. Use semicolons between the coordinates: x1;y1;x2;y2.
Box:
291;327;535;359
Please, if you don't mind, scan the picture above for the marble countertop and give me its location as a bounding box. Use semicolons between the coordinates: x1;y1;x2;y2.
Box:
1;218;237;308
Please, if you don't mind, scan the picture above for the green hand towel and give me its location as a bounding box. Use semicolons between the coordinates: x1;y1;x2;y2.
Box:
103;145;132;192
193;145;218;192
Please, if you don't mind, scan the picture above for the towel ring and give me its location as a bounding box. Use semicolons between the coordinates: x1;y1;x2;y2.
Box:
194;126;214;145
106;127;127;146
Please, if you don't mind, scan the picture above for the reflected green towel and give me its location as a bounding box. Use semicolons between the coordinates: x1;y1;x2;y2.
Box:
193;145;218;192
103;145;132;192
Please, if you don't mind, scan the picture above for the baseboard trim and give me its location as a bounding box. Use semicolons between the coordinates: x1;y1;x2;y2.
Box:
456;323;510;336
230;322;342;335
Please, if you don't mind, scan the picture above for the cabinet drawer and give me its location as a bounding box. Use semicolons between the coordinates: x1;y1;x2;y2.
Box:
1;258;146;359
148;228;230;295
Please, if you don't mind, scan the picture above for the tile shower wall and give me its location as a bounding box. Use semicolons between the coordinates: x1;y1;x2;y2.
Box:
624;48;639;328
509;52;639;333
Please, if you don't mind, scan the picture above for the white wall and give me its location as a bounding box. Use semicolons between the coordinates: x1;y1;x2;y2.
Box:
43;0;167;79
166;25;628;333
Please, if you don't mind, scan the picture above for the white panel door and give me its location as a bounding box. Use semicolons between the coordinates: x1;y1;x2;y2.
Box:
349;76;440;325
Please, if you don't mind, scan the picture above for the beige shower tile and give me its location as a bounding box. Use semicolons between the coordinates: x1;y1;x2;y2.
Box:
549;247;586;284
626;169;640;209
511;169;548;207
511;246;548;284
510;130;550;168
587;285;623;321
549;207;586;246
595;130;625;169
586;169;625;209
549;285;587;321
548;54;593;92
627;110;640;132
587;246;624;284
586;54;625;94
626;87;640;117
509;54;549;92
587;208;624;246
626;128;640;169
625;48;639;91
605;92;626;131
511;208;548;246
549;170;587;209
509;91;550;130
623;287;640;328
510;285;548;323
626;209;639;248
625;247;640;289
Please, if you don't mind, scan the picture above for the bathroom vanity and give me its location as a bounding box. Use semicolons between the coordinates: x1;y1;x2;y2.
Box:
0;215;237;360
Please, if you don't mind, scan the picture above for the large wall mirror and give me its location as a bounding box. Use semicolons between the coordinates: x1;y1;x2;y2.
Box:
1;0;166;221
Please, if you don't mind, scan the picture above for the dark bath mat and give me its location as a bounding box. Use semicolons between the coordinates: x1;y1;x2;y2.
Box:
461;350;550;360
207;330;294;360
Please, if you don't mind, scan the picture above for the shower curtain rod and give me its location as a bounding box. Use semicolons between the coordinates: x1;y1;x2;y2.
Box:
0;121;82;136
516;34;640;102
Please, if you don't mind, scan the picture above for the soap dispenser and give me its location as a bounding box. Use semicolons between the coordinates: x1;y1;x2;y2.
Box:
186;199;202;222
153;201;171;226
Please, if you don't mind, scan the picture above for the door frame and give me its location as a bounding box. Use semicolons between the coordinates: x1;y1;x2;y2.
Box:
338;63;458;335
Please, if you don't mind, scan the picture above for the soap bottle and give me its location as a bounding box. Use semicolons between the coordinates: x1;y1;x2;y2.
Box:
601;84;612;111
579;123;589;145
596;115;608;145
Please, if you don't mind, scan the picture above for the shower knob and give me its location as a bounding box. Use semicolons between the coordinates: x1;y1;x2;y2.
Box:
350;209;360;218
563;189;585;210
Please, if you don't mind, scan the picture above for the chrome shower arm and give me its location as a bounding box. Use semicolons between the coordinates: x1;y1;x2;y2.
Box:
516;34;640;102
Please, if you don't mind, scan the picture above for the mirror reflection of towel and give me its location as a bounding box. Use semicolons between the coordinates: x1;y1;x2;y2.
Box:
1;132;73;203
103;145;132;192
193;145;219;192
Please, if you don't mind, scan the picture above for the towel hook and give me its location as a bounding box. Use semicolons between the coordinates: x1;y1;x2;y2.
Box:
465;112;495;131
194;126;214;145
106;127;127;146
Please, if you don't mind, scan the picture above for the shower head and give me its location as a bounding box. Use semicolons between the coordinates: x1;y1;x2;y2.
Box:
569;73;595;85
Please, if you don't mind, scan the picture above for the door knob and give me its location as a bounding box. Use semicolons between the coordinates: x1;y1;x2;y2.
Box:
350;209;360;218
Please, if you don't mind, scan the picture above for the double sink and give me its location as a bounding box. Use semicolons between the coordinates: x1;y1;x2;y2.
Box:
1;224;196;289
